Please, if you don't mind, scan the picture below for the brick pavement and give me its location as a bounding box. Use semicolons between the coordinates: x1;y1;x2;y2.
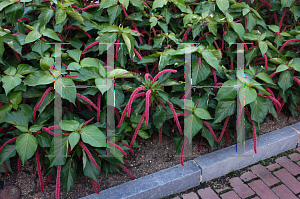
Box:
167;147;300;199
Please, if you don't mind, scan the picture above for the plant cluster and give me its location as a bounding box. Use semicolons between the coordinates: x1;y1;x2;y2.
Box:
0;0;299;198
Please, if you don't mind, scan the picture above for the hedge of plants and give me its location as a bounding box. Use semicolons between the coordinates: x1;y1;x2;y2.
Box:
0;0;300;198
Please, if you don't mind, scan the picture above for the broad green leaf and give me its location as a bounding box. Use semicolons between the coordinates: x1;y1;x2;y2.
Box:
250;96;268;124
214;100;236;123
23;71;45;86
240;85;257;105
152;0;168;9
245;47;258;66
38;8;54;26
95;78;110;94
9;91;22;106
162;7;172;24
202;51;220;71
67;49;82;62
59;120;80;131
66;10;85;25
16;64;37;75
107;5;121;25
194;108;213;120
5;4;24;24
48;136;68;167
158;51;171;71
68;132;80;150
29;125;43;133
15;125;28;132
81;125;106;147
2;74;22;95
37;74;54;85
290;6;300;21
32;40;51;57
268;25;280;33
224;30;238;47
230;22;245;40
62;158;77;193
255;72;275;85
216;79;237;100
138;56;157;64
119;0;129;9
5;109;29;126
138;130;150;139
36;131;51;148
41;28;61;41
258;41;268;56
129;0;144;10
278;70;293;93
0;104;12;124
55;8;67;24
100;0;118;9
184;114;203;143
216;0;229;14
0;144;16;165
281;0;295;9
158;21;168;33
270;58;285;65
62;77;76;104
122;32;134;57
16;133;38;165
107;69;134;78
25;30;41;44
149;17;158;28
172;0;186;12
206;17;218;36
246;13;257;32
83;151;101;182
275;64;289;73
0;1;14;12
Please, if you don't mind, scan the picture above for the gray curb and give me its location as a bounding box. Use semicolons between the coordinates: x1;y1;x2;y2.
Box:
80;123;300;199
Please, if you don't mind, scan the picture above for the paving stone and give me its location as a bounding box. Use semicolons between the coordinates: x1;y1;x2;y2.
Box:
296;147;300;153
272;184;298;199
276;156;300;175
229;177;255;198
194;127;298;182
214;186;230;193
197;188;219;199
220;191;240;199
240;171;257;182
252;197;260;199
248;180;279;199
182;192;199;199
273;168;300;194
250;164;280;186
266;163;281;171
172;197;181;199
79;160;201;199
289;153;300;161
298;176;300;181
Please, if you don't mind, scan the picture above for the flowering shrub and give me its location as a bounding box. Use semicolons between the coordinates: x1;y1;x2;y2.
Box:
0;0;300;198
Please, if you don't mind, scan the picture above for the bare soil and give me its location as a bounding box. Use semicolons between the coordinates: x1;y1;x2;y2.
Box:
1;112;299;199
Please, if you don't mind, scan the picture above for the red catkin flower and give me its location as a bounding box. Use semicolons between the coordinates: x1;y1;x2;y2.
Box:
76;93;99;112
134;48;143;59
107;141;128;157
218;116;230;142
93;180;99;194
159;126;163;142
82;118;94;128
35;149;44;192
97;92;101;122
82;41;100;53
145;73;153;80
13;50;21;62
78;141;100;169
202;121;219;142
3;163;8;175
199;57;201;67
152;69;177;85
127;87;146;117
180;137;188;166
116;163;135;179
156;98;166;108
33;87;54;124
275;32;282;38
279;39;300;52
198;137;203;153
279;7;289;31
56;165;61;199
121;4;130;18
130;112;146;147
142;1;149;7
0;137;17;154
182;27;192;42
145;90;152;125
18;156;21;172
115;40;120;61
264;54;268;70
66;26;91;38
257;93;281;108
115;142;134;156
167;102;183;135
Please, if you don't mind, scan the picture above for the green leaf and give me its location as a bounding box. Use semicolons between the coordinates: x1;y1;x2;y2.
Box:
202;125;216;148
68;132;80;150
258;41;268;56
62;158;77;193
36;131;51;148
214;100;236;123
278;70;293;93
100;0;118;9
23;71;45;86
216;79;237;100
29;125;43;133
81;125;106;147
0;104;12;124
38;8;54;26
255;72;275;85
16;64;37;75
5;4;24;24
281;0;295;9
268;25;280;33
48;136;68;167
41;28;61;41
158;21;168;34
0;1;14;12
96;78;110;94
241;85;257;105
0;144;16;165
138;130;150;139
230;22;245;41
59;120;80;131
61;77;76;104
16;133;38;165
138;56;157;64
246;13;257;32
119;0;129;9
67;49;82;62
162;7;172;24
15;125;28;132
202;51;220;71
107;69;134;78
107;5;121;25
122;32;134;57
5;109;29;126
224;30;238;47
172;0;186;12
66;10;85;25
216;0;229;14
152;0;168;9
245;47;258;66
185;114;203;143
158;51;171;71
194;108;213;120
55;8;67;24
250;96;268;124
2;74;22;95
37;74;54;85
129;0;144;10
25;30;41;44
290;6;300;21
32;40;51;57
9;91;22;106
83;151;101;182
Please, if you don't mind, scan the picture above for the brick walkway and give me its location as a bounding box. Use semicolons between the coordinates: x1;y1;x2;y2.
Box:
167;147;300;199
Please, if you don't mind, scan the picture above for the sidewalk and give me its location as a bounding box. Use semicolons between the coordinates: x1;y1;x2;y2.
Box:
166;147;300;199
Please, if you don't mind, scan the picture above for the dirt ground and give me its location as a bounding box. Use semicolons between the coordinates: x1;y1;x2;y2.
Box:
1;111;299;199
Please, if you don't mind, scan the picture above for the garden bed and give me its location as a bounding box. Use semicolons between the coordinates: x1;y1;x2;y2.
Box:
1;112;299;199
